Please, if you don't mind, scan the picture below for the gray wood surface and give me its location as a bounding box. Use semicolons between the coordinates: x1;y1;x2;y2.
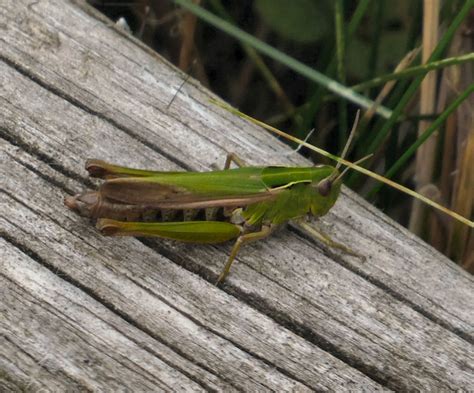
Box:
1;0;473;391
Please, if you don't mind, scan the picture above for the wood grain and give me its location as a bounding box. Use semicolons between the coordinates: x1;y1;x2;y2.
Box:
1;0;473;391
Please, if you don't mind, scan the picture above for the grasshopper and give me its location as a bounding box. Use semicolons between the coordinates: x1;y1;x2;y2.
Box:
65;115;365;284
65;102;474;283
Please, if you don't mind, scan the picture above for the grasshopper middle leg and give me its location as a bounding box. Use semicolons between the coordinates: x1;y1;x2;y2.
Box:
224;153;247;169
216;224;273;285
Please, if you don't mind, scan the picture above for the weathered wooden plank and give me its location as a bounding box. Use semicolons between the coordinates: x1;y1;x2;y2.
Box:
1;0;474;390
1;240;212;392
1;0;473;338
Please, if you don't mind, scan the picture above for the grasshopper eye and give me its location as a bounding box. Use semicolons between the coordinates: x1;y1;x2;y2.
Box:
317;178;332;197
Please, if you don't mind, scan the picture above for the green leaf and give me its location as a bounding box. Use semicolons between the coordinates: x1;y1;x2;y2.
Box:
255;0;331;43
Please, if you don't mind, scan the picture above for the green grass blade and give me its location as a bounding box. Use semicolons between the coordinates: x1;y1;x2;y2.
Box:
335;0;348;151
367;83;474;197
173;0;393;119
367;0;385;83
208;0;295;118
363;0;474;156
352;53;474;91
293;0;372;130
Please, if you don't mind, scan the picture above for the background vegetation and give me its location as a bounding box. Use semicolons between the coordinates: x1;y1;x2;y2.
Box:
89;0;473;270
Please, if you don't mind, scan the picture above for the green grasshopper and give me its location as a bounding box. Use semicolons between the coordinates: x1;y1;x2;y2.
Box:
65;116;364;284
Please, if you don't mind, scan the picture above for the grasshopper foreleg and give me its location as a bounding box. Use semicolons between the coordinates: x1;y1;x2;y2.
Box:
216;224;273;285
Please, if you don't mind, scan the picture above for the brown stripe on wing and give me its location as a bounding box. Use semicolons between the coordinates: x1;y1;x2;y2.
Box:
143;192;279;209
99;177;189;204
99;177;279;209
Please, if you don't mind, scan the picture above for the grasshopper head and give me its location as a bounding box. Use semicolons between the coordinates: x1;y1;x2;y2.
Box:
309;166;342;217
309;110;363;217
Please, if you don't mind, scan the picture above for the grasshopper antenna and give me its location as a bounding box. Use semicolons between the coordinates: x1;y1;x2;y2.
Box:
335;109;360;172
318;111;362;194
294;128;316;153
279;127;316;157
320;154;372;197
255;128;317;161
334;154;373;183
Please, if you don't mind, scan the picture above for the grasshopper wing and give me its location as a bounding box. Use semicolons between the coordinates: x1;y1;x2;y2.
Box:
98;167;281;210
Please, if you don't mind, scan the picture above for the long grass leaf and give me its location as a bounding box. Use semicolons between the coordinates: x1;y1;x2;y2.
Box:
352;52;474;91
363;0;474;155
173;0;393;119
368;83;474;197
335;0;348;150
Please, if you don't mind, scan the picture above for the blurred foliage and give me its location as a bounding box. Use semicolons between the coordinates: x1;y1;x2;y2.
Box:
254;0;332;43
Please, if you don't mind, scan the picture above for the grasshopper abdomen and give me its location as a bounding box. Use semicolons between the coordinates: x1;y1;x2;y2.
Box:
65;191;240;225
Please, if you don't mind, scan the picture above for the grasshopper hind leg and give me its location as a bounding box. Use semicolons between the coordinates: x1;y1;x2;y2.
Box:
216;224;273;285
